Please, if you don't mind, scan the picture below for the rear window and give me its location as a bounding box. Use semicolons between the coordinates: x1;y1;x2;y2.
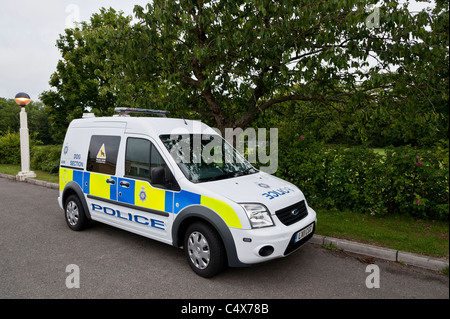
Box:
86;135;121;175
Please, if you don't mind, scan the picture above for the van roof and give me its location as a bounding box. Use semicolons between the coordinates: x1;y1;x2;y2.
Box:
69;116;219;137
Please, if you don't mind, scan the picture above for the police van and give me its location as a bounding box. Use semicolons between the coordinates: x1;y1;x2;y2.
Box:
58;108;316;277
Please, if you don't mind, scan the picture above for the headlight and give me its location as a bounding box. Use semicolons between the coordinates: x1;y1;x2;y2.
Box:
240;203;274;228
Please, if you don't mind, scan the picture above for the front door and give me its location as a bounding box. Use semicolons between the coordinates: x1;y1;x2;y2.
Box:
115;136;175;244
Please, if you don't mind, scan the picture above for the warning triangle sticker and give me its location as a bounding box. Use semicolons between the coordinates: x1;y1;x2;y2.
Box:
96;144;106;162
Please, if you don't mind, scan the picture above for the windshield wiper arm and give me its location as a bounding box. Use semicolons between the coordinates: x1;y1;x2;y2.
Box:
242;166;258;175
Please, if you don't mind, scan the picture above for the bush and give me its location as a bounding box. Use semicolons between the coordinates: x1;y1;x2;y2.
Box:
0;132;60;174
380;146;449;220
30;145;62;174
0;131;21;164
277;140;449;220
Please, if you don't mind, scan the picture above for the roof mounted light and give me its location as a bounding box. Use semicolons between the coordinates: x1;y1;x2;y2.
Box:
114;107;170;117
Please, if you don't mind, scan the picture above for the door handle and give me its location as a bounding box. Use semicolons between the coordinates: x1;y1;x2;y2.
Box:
106;178;116;185
119;181;130;188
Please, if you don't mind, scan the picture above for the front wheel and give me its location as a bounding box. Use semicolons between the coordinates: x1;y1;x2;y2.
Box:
184;222;226;278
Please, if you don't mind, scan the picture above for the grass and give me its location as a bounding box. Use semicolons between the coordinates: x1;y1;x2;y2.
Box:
316;208;449;259
0;164;59;184
442;266;449;276
0;163;448;260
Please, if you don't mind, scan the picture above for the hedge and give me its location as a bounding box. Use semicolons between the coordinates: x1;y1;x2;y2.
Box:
276;141;449;220
0;132;61;174
30;144;62;174
0;131;21;164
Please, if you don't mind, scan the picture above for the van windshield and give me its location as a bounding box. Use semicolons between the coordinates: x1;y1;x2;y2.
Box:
160;134;258;183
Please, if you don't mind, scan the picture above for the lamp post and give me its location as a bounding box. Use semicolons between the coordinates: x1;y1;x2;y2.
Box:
14;92;36;181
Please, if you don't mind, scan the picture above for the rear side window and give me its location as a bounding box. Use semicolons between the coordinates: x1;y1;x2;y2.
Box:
87;135;121;175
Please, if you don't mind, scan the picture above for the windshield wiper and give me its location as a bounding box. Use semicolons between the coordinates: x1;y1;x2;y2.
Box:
195;167;257;183
242;166;258;175
224;167;257;178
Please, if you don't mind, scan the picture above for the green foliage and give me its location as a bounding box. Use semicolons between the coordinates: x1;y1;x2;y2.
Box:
0;98;55;145
30;145;62;174
262;91;448;148
380;144;449;220
0;131;41;166
0;131;21;164
277;139;449;220
0;98;19;133
0;130;60;174
41;1;446;137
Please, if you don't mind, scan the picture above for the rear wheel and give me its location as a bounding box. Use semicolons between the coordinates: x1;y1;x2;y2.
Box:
64;195;89;231
184;222;226;278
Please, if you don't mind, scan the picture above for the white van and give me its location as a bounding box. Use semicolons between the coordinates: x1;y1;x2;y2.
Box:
58;108;316;277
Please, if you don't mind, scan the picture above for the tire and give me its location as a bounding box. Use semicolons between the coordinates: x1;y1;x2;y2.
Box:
184;222;227;278
64;194;89;231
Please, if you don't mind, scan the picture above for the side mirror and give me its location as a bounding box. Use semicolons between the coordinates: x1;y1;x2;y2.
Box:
151;166;165;185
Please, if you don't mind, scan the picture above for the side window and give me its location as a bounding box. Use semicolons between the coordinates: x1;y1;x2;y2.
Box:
125;138;151;179
125;137;168;181
87;135;121;175
150;145;167;171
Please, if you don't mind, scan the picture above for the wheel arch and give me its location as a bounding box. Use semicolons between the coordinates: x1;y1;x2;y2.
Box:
172;205;248;268
62;181;91;220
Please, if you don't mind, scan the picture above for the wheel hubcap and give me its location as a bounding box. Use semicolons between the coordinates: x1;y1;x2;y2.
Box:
66;201;79;226
187;231;210;269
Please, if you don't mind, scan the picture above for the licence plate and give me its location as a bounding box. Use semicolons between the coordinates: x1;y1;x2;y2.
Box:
294;223;314;243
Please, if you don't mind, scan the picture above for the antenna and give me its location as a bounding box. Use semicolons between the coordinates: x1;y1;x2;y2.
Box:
114;107;170;117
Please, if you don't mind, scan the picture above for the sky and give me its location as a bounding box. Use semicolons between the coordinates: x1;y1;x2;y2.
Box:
0;0;434;102
0;0;149;101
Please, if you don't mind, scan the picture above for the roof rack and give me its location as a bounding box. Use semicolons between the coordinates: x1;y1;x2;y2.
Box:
114;107;170;118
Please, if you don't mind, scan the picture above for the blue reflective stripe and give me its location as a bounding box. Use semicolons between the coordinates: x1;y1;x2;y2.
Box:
109;176;118;201
174;190;201;214
73;170;83;188
165;191;174;213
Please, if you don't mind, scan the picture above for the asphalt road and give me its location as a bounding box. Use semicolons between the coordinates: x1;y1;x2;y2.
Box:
0;177;448;300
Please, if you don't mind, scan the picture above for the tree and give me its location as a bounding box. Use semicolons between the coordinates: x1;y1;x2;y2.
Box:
0;98;19;134
385;0;449;146
0;98;54;145
42;1;447;140
80;0;437;135
40;8;123;142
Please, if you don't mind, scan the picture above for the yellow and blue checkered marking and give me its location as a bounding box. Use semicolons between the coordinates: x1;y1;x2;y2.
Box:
60;168;242;228
174;190;201;214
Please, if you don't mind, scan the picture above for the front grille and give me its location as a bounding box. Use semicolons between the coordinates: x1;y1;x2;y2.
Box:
275;200;308;226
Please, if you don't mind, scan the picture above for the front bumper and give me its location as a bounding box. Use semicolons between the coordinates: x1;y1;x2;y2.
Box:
230;206;317;265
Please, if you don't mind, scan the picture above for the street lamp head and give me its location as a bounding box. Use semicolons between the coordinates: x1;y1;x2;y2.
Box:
14;92;31;106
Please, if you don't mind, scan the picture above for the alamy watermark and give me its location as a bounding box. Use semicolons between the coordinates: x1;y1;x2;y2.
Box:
365;264;380;289
366;6;380;29
65;4;81;29
166;124;279;175
65;264;80;289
